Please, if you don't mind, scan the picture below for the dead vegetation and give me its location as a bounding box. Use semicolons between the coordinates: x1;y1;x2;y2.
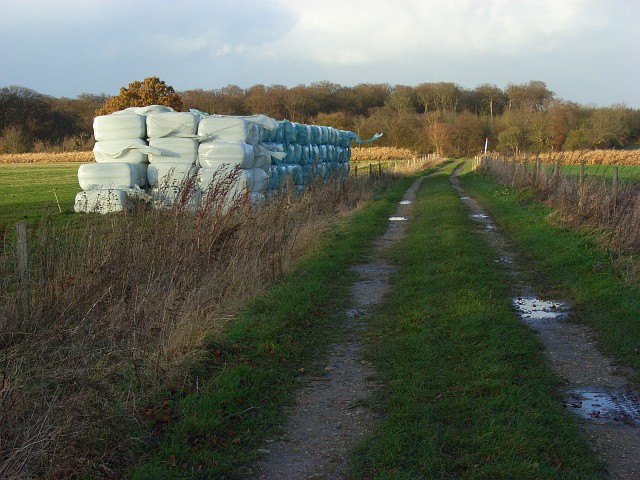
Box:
0;151;93;164
476;156;640;255
350;146;420;161
524;149;640;165
0;158;439;478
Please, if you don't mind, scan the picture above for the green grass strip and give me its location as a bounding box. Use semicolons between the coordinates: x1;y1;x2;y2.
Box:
351;164;603;479
125;173;435;479
0;163;79;231
460;169;640;380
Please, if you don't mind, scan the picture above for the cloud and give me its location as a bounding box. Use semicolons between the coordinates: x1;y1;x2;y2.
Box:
260;0;609;64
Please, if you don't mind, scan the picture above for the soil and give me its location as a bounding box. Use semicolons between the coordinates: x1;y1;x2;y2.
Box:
246;176;427;479
451;167;640;479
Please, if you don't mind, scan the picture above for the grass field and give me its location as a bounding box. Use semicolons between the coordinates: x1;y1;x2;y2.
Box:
0;162;79;230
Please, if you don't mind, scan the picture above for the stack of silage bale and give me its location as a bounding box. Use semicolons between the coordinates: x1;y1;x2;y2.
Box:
75;104;379;214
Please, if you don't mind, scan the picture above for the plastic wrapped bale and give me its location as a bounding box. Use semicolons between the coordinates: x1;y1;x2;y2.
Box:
339;130;352;148
74;188;131;214
295;123;312;145
93;114;146;141
320;126;330;145
78;162;148;190
151;185;202;210
146;111;200;138
198;167;269;196
280;121;297;144
198;141;255;169
197;117;260;145
309;145;320;164
300;145;311;165
310;125;322;145
285;143;302;164
147;162;198;189
318;145;328;163
148;137;198;164
254;144;280;172
113;105;174;116
278;164;302;185
93;138;150;163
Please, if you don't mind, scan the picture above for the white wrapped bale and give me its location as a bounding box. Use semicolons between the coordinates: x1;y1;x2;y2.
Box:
78;162;147;190
198;142;255;168
113;105;174;116
147;162;198;188
198;167;269;194
93;114;146;141
146;112;200;138
151;185;202;210
93;138;150;163
197;117;260;145
148;137;198;164
74;189;131;214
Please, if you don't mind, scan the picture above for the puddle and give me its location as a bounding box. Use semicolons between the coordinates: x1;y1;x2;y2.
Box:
345;308;369;318
399;200;412;205
494;256;514;264
459;196;470;200
513;296;571;320
471;213;490;219
564;388;640;426
484;224;497;231
389;217;408;221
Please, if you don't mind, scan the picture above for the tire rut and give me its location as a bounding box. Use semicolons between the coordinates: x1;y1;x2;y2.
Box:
247;175;428;479
451;166;640;479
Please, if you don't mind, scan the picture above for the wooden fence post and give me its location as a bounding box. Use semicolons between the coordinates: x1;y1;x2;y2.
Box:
612;166;619;197
369;163;373;178
579;160;585;206
378;159;382;176
16;221;29;289
354;164;358;178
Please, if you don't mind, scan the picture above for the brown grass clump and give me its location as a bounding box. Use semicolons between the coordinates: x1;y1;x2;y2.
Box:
534;149;640;165
476;156;640;254
351;146;420;161
0;168;397;478
0;152;93;164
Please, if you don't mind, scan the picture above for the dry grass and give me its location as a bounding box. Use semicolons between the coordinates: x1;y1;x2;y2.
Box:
0;169;394;478
0;152;93;164
476;156;640;254
351;146;420;161
530;149;640;165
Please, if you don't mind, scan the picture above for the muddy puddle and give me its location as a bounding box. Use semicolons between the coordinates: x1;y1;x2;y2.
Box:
512;295;571;322
451;166;640;479
564;388;640;427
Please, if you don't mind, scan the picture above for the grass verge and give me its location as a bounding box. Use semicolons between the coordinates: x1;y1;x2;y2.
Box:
350;162;604;479
459;169;640;381
124;173;425;478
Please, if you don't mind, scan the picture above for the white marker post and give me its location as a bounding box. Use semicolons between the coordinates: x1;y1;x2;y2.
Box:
484;137;489;155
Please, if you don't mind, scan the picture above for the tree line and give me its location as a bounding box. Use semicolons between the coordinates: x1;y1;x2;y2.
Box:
1;79;638;156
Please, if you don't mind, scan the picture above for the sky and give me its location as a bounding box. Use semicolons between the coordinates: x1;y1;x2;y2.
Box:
1;0;639;107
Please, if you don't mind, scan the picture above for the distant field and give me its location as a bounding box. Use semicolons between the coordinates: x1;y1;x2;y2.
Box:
0;151;92;164
0;162;79;230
